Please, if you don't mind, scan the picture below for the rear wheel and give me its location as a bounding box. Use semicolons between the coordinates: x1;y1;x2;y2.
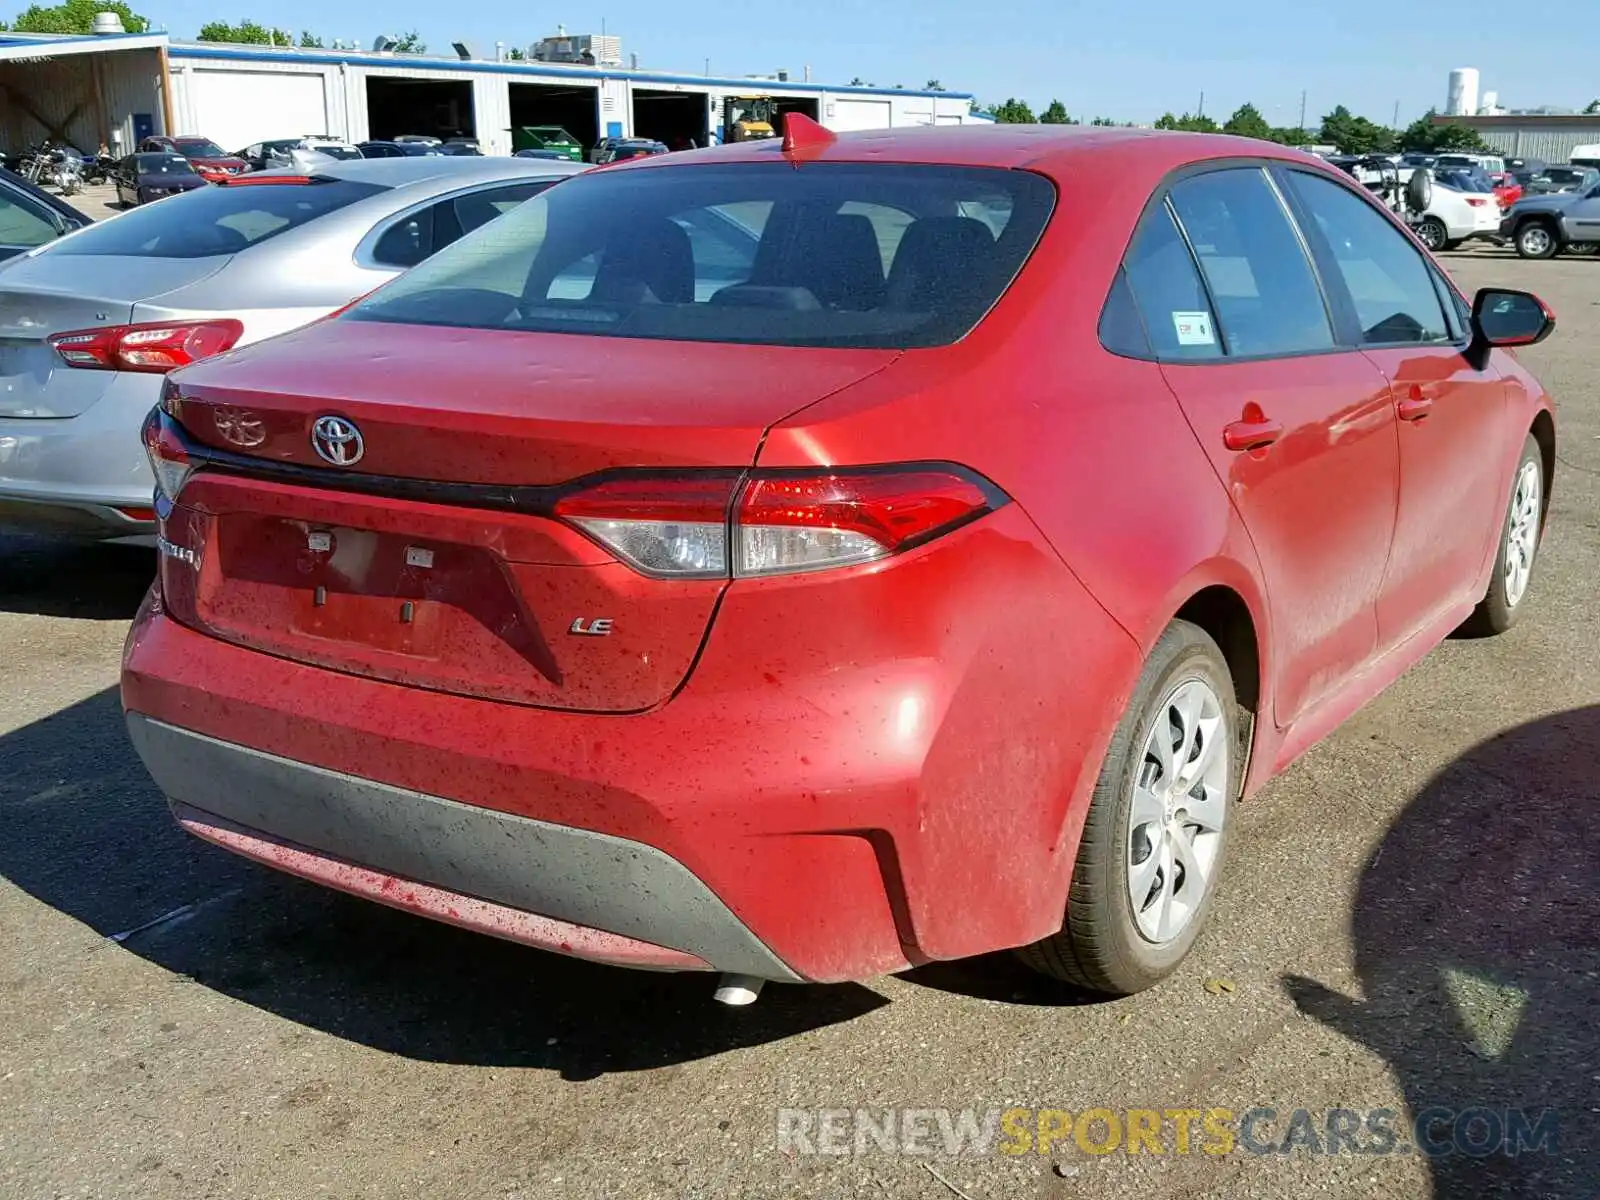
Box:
1515;220;1559;259
1017;621;1239;995
1460;435;1545;636
1416;217;1448;252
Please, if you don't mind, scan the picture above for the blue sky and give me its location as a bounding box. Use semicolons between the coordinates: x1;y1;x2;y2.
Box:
133;0;1595;126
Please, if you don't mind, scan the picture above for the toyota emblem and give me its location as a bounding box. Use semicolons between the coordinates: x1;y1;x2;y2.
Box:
311;415;364;466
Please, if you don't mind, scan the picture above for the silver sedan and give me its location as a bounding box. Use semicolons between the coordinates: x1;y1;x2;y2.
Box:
0;155;584;543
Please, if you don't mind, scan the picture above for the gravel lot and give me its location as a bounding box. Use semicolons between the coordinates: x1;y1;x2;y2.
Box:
0;248;1595;1200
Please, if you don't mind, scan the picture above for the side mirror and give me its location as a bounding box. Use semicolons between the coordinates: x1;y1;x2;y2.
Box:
1469;288;1554;365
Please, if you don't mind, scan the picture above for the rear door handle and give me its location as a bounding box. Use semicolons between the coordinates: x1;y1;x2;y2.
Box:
1222;418;1284;452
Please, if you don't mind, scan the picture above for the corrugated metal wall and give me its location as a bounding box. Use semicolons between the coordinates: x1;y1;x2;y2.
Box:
0;47;162;155
1475;126;1600;164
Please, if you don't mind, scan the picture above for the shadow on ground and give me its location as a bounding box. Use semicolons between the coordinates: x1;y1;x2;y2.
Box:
0;688;887;1080
1285;705;1599;1198
0;535;154;620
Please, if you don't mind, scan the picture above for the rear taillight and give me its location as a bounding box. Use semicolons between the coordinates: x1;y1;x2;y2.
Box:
48;319;243;373
142;409;195;504
554;466;1005;579
1465;197;1490;207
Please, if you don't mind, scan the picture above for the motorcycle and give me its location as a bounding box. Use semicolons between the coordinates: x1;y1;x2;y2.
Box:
47;146;84;196
82;151;117;185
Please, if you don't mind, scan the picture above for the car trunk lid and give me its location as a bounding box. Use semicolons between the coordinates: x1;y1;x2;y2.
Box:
159;319;898;711
0;255;228;418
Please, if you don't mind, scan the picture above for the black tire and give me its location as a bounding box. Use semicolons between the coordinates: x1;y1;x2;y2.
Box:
1514;219;1559;260
1442;238;1464;252
1459;435;1546;637
1416;217;1448;252
1017;621;1240;995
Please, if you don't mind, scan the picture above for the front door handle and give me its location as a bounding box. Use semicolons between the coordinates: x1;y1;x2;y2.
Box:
1398;383;1435;423
1222;417;1284;452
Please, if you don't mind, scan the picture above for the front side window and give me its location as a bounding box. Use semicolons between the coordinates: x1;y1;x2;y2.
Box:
1284;171;1452;346
347;163;1056;350
1168;168;1335;358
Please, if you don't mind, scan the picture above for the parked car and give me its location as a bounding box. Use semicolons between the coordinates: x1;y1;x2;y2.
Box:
589;136;624;163
515;148;568;160
438;142;483;157
1501;181;1600;258
606;138;670;162
358;140;444;159
239;138;362;171
112;152;208;206
138;135;250;181
1523;166;1600;195
121;126;1557;1003
0;167;92;262
1412;170;1504;251
0;155;584;543
392;134;442;146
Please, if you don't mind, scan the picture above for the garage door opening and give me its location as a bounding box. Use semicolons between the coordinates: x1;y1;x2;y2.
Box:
632;89;707;150
773;97;820;134
365;78;476;142
508;83;598;157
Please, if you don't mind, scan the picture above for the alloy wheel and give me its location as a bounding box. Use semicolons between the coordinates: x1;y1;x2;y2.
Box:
1504;460;1541;608
1127;678;1229;945
1520;226;1553;257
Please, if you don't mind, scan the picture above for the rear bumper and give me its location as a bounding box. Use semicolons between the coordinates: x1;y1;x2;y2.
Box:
0;370;162;540
132;716;794;978
122;506;1141;982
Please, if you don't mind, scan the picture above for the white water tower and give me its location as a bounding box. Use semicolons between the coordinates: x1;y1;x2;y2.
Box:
1447;68;1480;117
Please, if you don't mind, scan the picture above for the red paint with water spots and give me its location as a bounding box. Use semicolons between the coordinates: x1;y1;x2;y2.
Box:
122;126;1556;983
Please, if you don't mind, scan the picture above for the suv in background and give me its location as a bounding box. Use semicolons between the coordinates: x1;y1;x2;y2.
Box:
138;135;249;180
1501;178;1600;258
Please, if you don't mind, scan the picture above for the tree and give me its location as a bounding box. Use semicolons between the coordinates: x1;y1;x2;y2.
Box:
848;76;865;86
990;98;1035;124
1223;102;1272;141
1155;111;1218;133
924;79;944;91
10;0;147;33
1397;108;1490;153
1586;99;1600;115
1039;99;1072;124
508;47;525;61
1268;125;1313;146
390;29;425;53
198;19;294;43
1319;104;1395;154
298;30;322;47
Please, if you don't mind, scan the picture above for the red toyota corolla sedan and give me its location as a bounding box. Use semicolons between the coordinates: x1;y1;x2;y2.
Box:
122;121;1557;1001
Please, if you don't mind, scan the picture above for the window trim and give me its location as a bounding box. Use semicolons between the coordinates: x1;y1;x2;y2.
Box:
1274;164;1466;351
354;176;565;271
1102;156;1355;365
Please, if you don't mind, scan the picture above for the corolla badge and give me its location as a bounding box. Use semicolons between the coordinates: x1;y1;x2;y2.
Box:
213;406;267;448
311;415;364;466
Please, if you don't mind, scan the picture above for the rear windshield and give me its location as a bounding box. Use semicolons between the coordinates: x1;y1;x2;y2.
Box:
48;179;387;258
346;162;1056;349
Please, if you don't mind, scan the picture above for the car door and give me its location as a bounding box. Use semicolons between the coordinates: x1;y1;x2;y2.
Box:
1563;183;1600;244
1132;165;1400;726
1280;166;1511;650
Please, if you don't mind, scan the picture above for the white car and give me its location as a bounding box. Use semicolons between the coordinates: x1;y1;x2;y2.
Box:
1412;176;1503;251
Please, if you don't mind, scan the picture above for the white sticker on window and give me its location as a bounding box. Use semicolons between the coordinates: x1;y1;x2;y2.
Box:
1172;311;1216;346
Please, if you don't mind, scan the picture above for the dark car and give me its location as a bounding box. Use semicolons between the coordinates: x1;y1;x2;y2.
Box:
139;135;250;181
113;152;208;207
607;138;670;162
0;167;92;261
358;140;444;159
589;136;623;163
438;141;483;157
514;148;568;160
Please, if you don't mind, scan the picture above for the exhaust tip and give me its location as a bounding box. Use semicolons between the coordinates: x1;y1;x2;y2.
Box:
713;974;765;1006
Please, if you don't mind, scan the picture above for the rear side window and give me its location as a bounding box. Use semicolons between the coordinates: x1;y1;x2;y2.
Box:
1168;168;1335;358
1120;202;1221;360
0;189;58;250
48;179;387;259
347;163;1056;350
1284;171;1452;346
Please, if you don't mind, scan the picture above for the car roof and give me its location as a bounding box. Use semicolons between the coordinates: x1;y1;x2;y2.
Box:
255;156;587;188
615;124;1328;185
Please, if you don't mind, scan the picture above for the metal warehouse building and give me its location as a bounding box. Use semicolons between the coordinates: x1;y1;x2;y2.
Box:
1433;113;1600;164
1;29;980;159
